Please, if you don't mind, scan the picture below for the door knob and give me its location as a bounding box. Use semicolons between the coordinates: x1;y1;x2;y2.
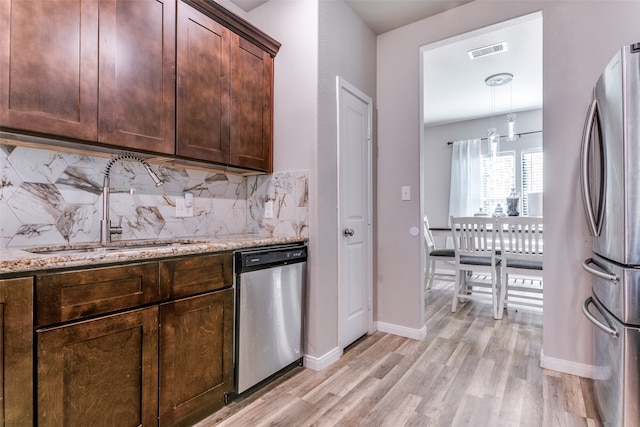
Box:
344;228;354;236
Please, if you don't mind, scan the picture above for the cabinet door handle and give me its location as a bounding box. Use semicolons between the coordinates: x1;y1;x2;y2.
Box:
343;228;354;237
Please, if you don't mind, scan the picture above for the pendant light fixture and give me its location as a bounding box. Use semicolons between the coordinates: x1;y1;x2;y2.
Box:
506;112;517;141
485;72;514;155
505;71;518;141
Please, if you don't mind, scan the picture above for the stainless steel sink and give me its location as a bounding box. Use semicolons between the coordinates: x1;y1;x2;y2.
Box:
25;240;203;255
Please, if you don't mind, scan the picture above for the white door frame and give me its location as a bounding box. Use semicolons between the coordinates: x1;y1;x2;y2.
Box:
336;76;374;349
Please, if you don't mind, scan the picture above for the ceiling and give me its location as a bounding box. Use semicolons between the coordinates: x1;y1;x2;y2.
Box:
341;0;473;35
423;13;543;125
228;0;473;35
228;0;543;125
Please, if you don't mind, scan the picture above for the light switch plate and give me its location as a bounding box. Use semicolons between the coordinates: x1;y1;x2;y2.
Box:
401;186;411;201
176;197;194;217
264;200;274;219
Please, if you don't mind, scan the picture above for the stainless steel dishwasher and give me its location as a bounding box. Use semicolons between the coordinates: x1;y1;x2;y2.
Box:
234;243;307;395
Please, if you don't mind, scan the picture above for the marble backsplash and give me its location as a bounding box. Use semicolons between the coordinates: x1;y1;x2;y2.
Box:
0;143;308;248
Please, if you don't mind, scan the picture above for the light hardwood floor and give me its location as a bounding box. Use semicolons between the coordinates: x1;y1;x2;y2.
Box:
195;281;602;426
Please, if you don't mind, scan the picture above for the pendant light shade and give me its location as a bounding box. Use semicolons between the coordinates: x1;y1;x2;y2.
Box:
506;113;517;141
488;127;500;157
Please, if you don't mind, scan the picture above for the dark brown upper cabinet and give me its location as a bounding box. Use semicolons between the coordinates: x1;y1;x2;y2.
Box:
98;0;176;154
229;33;274;172
176;1;231;164
0;0;176;154
1;0;279;172
0;0;100;141
178;0;279;172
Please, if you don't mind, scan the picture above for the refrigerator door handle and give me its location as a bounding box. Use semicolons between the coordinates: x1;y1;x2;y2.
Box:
583;296;619;337
580;98;605;236
582;258;619;283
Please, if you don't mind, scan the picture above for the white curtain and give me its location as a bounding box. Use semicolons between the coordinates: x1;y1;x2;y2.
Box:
449;139;483;221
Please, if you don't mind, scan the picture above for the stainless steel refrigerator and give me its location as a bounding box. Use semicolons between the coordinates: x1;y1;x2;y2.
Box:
581;43;640;427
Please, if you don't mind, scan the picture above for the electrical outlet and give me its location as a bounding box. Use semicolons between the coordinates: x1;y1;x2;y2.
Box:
184;192;193;208
176;197;194;217
264;200;274;219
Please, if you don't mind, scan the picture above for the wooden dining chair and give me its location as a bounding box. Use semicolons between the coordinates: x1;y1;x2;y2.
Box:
496;216;543;318
450;216;501;319
423;215;455;289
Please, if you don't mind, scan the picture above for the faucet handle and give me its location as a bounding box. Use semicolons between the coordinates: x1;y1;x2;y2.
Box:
110;216;123;236
111;188;136;195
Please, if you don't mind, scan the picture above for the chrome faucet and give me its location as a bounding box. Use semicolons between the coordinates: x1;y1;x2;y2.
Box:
100;154;164;244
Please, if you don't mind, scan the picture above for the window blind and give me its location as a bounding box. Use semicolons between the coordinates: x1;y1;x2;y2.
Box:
522;150;543;215
481;152;515;215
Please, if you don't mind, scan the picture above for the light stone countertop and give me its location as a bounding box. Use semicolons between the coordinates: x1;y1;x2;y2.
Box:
0;234;308;277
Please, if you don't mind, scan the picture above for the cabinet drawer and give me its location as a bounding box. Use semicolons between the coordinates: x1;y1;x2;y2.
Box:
36;262;159;327
160;252;232;299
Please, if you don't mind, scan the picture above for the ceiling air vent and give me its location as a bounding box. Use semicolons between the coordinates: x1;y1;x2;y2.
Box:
467;41;508;60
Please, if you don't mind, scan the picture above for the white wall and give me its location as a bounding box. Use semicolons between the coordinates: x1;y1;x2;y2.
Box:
377;1;640;373
424;109;543;227
246;0;376;364
317;0;377;355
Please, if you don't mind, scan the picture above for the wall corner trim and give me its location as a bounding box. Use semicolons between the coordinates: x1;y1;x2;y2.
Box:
303;346;342;371
540;349;607;380
375;321;427;341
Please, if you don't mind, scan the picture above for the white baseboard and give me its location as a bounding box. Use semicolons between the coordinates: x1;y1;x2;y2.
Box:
303;346;342;371
540;349;607;380
375;321;427;340
303;323;427;371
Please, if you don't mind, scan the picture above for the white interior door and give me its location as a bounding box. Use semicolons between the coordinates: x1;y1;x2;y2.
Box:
337;77;373;349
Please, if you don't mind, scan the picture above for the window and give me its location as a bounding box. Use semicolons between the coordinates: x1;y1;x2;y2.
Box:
522;150;543;215
450;139;542;218
481;152;515;214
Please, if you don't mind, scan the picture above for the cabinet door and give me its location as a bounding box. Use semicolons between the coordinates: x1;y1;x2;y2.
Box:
0;0;99;141
37;307;159;427
230;33;273;172
176;1;231;164
98;0;176;154
0;277;34;426
159;289;234;426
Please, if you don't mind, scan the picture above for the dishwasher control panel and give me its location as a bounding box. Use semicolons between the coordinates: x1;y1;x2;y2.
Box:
235;244;307;272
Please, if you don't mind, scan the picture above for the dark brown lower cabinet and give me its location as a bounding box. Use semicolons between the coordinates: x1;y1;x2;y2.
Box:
34;253;234;425
159;288;234;427
0;277;34;426
37;307;159;427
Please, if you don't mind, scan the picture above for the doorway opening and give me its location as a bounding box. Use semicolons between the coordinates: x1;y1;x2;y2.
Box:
419;12;543;324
